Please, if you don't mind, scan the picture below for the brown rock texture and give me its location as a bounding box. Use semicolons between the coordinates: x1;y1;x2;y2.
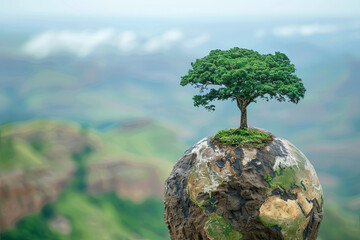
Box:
164;133;323;240
0;168;73;230
87;159;164;201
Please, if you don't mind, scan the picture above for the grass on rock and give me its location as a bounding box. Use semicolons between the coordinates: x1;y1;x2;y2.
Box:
212;128;272;148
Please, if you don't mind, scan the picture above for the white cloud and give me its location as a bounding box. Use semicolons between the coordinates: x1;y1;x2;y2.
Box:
143;29;183;53
23;29;115;58
163;29;183;42
183;33;210;48
254;24;342;38
118;31;138;53
23;29;210;58
272;24;338;37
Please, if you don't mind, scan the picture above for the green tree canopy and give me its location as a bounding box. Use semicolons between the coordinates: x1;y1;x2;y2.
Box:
180;48;306;129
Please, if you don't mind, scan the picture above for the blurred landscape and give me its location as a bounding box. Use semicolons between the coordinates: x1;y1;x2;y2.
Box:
0;5;360;240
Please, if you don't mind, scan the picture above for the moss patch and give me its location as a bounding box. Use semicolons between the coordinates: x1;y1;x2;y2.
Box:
264;166;297;193
212;128;272;148
205;214;243;240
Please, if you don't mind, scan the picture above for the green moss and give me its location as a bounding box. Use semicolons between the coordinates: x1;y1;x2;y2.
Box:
264;173;273;183
212;128;272;148
205;214;243;240
197;200;206;211
264;167;297;193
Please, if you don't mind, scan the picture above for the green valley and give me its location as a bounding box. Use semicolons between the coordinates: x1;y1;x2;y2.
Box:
0;119;359;240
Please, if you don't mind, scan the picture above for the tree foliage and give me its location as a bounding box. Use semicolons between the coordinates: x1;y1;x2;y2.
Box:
181;48;305;111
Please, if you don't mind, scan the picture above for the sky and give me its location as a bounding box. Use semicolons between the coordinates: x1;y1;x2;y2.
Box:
1;0;360;19
0;0;359;60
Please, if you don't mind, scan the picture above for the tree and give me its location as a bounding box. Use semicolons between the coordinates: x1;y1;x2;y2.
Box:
180;48;306;129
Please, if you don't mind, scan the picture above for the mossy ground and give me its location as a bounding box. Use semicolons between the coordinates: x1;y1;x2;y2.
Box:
212;128;272;148
205;214;243;240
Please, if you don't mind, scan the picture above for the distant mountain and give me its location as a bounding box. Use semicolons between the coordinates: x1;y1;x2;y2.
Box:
0;119;186;239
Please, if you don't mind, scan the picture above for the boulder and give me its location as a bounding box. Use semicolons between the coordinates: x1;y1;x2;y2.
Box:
164;132;323;240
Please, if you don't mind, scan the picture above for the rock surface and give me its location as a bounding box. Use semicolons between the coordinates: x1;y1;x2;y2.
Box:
0;168;73;230
87;159;163;201
164;132;323;240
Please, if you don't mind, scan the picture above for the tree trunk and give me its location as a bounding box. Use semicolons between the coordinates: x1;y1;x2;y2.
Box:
240;104;248;129
236;98;248;129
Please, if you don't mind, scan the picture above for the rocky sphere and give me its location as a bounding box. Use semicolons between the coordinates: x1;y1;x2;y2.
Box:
164;131;323;240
